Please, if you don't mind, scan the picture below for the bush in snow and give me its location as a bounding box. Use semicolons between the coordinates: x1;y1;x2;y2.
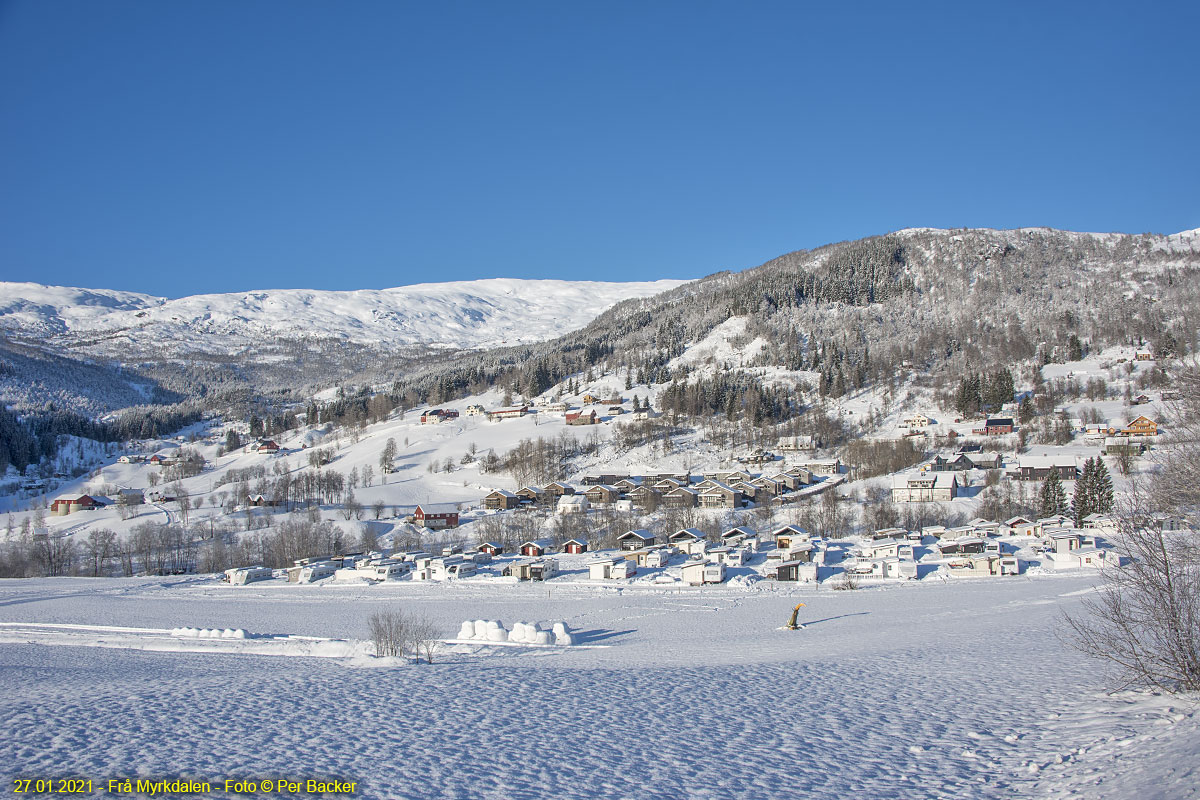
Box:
367;610;407;658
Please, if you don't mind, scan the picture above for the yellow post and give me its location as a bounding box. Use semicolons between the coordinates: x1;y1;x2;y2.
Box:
786;602;806;630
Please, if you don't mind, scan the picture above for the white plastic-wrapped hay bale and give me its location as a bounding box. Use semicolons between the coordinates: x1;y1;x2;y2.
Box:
486;620;508;642
534;630;553;645
458;621;476;640
473;619;489;639
552;622;574;646
510;622;529;643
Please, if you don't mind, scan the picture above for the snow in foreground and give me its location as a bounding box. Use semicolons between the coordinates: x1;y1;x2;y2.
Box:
0;575;1196;800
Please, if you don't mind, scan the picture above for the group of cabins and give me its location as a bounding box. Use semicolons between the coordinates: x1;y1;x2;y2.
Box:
420;408;460;424
223;511;1122;591
483;465;831;513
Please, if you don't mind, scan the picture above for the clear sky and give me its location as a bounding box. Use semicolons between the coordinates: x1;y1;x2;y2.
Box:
1;1;1197;298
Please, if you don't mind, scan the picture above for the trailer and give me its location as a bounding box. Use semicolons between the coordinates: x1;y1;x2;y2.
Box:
225;566;273;585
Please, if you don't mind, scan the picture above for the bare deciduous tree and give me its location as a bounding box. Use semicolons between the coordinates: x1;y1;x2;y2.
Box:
407;615;442;664
367;610;406;658
1065;361;1200;692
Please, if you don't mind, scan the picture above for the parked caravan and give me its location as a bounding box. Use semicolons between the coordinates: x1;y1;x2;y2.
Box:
226;566;273;585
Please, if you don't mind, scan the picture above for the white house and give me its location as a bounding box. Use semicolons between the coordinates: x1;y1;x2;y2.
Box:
557;495;589;514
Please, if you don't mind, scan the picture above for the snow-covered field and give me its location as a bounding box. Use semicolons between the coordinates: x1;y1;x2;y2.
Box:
1;574;1196;799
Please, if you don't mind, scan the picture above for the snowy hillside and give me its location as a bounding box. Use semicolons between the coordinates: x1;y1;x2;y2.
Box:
0;278;686;354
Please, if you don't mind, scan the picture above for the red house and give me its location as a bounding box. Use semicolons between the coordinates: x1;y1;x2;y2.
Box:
972;417;1014;435
413;504;460;529
478;542;503;556
562;539;589;555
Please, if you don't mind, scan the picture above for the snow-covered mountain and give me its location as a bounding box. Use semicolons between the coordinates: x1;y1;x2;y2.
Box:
0;278;686;354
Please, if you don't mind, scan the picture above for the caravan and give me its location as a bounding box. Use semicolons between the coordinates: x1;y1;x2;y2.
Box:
225;566;274;585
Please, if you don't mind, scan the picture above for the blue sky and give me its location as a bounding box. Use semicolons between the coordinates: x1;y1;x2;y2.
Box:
1;1;1197;297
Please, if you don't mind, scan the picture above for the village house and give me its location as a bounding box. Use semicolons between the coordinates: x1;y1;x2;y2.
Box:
251;440;280;454
699;482;742;509
584;485;621;505
487;405;529;421
769;472;804;491
1135;350;1154;361
557;495;589;514
737;449;775;466
545;401;569;413
582;473;630;486
929;453;975;472
891;472;959;503
777;434;816;451
1119;415;1158;437
542;482;577;501
731;481;761;504
464;404;486;416
751;475;785;497
420;408;459;424
515;486;546;505
901;412;931;429
972;417;1014;435
413;504;459;529
1017;457;1080;482
483;489;520;510
617;529;656;551
802;459;842;476
772;525;809;551
115;488;145;506
626;485;662;508
662;486;698;508
1105;436;1149;456
565;409;598;426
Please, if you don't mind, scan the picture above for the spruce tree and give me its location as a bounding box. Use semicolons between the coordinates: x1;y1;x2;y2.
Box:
1073;457;1096;526
1040;469;1069;518
1092;457;1114;515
